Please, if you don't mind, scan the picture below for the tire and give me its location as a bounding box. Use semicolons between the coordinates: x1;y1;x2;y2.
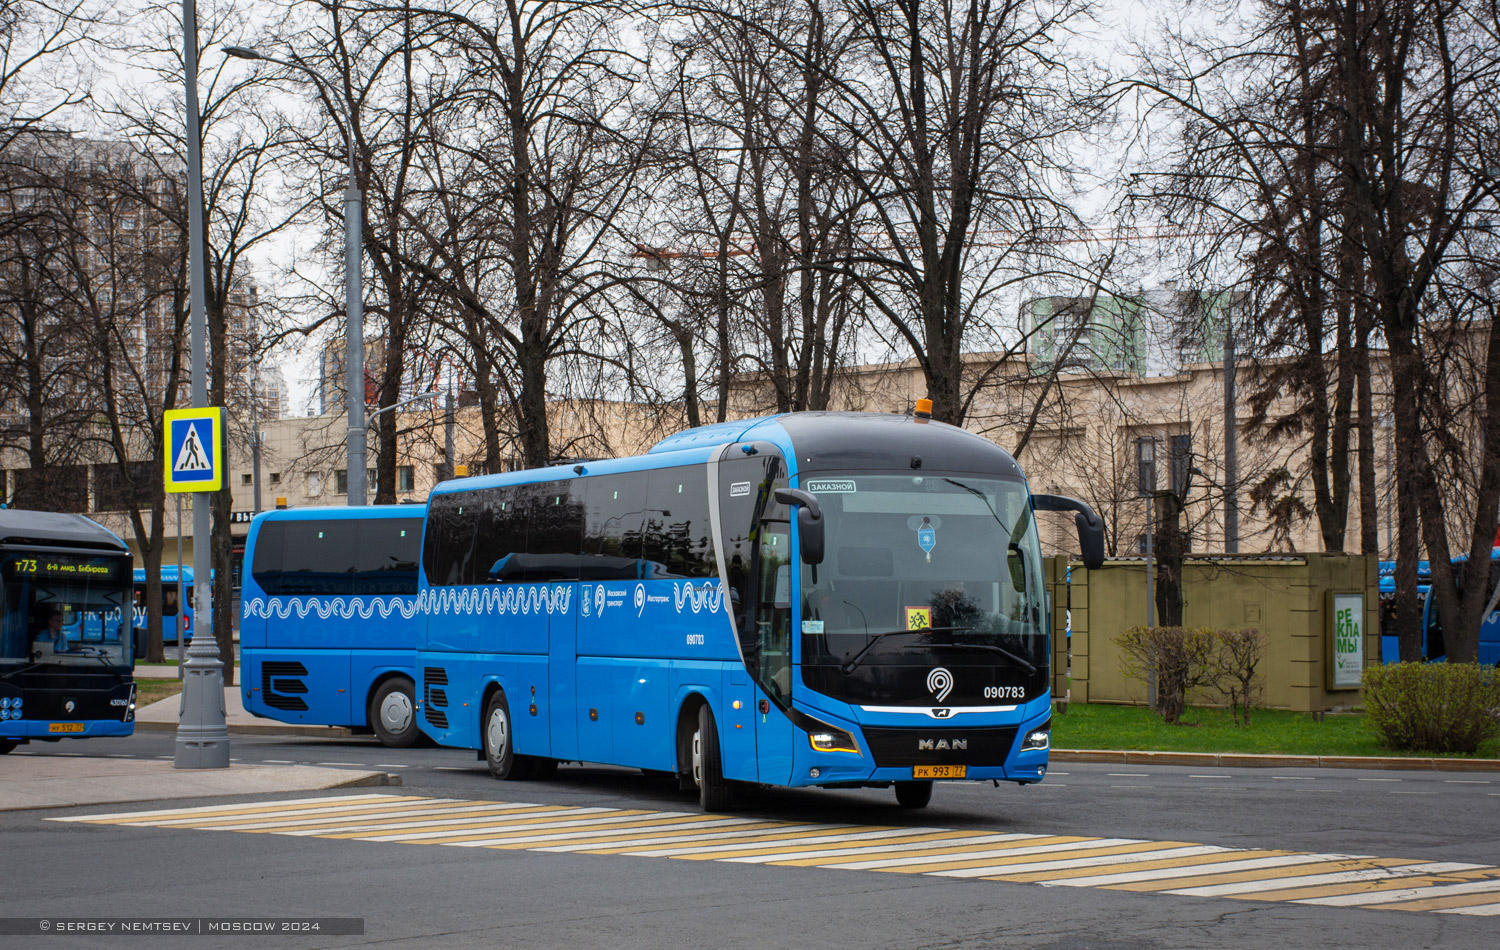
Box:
894;781;933;809
369;677;420;748
693;704;734;812
483;691;516;779
0;738;18;755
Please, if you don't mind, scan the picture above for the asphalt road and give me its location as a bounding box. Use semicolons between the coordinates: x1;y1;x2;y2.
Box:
6;730;1499;950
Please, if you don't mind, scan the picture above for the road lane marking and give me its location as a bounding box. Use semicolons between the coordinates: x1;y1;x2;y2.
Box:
56;794;1500;917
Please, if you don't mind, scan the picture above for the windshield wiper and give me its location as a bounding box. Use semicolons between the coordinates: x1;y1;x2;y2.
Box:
841;630;923;674
840;626;1037;676
929;641;1037;676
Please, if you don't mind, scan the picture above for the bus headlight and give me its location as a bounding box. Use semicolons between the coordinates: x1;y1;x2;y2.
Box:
808;724;860;755
1020;724;1050;751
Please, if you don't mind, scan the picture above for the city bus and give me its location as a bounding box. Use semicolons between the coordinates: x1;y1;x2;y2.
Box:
414;409;1103;809
240;506;425;746
1418;548;1500;666
0;509;136;753
132;565;198;648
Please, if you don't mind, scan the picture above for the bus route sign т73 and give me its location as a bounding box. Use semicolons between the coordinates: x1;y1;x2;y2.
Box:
163;407;226;494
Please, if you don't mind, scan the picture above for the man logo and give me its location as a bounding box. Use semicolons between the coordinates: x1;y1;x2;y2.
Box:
930;708;953;719
927;667;953;702
918;738;968;751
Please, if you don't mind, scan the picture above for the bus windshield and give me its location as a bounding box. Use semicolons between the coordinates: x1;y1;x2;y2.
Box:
799;473;1047;705
1;553;133;668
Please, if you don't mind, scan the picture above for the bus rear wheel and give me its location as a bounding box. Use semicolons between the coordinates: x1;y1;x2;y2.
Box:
0;738;17;755
693;705;734;812
483;691;517;779
369;677;420;748
894;781;933;808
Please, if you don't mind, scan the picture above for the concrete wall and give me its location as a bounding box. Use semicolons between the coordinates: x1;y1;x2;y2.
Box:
1056;554;1379;713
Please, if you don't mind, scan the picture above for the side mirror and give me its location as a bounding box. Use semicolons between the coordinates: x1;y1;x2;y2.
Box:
774;487;825;565
1032;494;1106;570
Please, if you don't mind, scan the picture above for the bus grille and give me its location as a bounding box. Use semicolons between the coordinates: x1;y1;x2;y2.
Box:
261;661;309;711
859;725;1020;768
423;667;449;729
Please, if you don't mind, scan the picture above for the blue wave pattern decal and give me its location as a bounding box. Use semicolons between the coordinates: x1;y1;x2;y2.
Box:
242;584;573;622
243;596;423;621
674;582;724;614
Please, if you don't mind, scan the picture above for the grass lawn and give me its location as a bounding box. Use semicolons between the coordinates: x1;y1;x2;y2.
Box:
134;678;185;706
1052;702;1500;759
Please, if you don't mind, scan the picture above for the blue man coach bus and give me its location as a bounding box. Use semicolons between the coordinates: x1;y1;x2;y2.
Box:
240;506;425;746
0;510;136;753
414;409;1103;809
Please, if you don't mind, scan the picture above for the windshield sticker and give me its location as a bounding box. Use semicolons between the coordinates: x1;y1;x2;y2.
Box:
806;479;856;493
917;516;936;562
802;619;825;635
905;607;932;631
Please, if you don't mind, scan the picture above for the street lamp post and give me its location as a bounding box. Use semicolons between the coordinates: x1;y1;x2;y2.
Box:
176;0;229;770
224;44;366;506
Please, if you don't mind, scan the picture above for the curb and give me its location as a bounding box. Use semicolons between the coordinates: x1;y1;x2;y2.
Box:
1053;748;1500;772
134;721;357;739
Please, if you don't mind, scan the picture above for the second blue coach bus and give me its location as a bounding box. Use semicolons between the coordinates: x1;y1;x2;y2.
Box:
240;506;425;746
415;410;1102;809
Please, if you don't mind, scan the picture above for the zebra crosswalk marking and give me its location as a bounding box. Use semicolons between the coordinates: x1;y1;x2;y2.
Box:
432;817;771;849
55;793;1500;917
1297;877;1500;908
194;802;543;833
1248;868;1499;903
1165;862;1480;898
824;836;1135;872
1106;855;1377;891
1043;851;1313;887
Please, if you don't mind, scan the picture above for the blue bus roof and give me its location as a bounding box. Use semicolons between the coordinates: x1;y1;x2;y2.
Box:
430;411;1024;498
247;504;427;527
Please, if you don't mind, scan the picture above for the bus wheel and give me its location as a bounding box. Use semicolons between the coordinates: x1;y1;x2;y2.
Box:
894;781;933;809
370;678;420;748
483;691;516;779
693;705;735;812
0;738;17;755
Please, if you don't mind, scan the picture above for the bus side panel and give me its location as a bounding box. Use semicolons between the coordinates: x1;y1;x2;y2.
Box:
610;657;672;770
348;652;417;729
477;655;552;757
244;649;353;726
575;658;615;764
548;594;579;761
416;653;475;748
718;664;759;782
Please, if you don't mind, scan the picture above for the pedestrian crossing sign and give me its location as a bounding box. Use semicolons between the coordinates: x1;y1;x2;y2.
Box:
163;407;225;493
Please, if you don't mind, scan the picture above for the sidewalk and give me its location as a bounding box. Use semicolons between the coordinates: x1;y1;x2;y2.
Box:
0;757;399;813
133;684;354;738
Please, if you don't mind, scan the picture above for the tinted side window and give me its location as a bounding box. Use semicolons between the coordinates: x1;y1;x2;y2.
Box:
250;522;286;593
583;472;647;560
524;480;585;580
352;518;423;595
475;486;525;581
272;520;357;595
644;466;714;578
425;491;481;587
